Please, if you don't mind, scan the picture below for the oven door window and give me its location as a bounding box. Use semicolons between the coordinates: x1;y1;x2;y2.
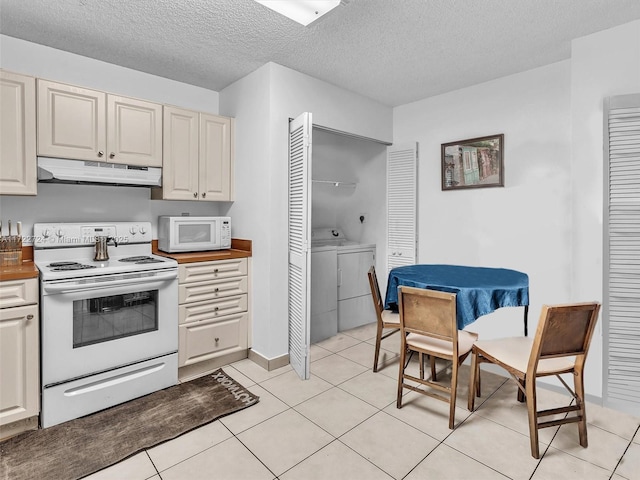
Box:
73;289;159;348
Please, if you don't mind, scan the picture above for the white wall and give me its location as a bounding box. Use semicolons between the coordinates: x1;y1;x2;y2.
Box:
393;60;573;344
570;20;640;400
311;129;386;242
0;36;222;239
220;62;392;360
218;63;274;355
0;35;219;112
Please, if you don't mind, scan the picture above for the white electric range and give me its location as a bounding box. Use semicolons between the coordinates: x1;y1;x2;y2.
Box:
33;222;179;428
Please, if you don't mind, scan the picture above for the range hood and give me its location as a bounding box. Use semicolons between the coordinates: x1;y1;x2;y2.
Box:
37;157;162;187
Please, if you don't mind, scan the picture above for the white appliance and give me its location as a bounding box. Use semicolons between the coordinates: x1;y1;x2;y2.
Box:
310;228;376;341
37;157;162;187
34;222;179;428
158;216;231;253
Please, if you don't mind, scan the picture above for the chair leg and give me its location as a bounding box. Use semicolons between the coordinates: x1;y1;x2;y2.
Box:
430;355;437;381
476;357;481;398
468;350;478;411
449;361;459;430
574;369;588;448
525;376;540;459
517;378;526;403
373;324;383;372
396;343;407;408
419;353;424;379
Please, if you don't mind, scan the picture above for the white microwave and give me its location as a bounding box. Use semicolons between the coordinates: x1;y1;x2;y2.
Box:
158;216;231;253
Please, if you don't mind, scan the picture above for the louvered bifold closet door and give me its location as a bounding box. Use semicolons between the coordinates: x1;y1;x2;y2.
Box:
387;143;418;272
605;94;640;414
288;113;312;380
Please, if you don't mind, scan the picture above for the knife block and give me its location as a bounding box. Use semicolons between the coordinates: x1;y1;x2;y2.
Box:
0;236;23;266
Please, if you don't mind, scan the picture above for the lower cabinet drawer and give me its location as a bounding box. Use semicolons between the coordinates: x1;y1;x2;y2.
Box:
179;258;248;283
179;276;248;304
179;312;248;367
179;294;247;325
0;279;38;309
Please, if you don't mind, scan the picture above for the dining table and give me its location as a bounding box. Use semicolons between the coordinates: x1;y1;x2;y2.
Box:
385;264;530;334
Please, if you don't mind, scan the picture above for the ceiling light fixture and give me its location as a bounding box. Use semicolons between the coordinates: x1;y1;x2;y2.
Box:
254;0;341;26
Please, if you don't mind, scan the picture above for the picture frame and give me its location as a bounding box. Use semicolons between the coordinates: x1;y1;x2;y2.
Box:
441;134;504;190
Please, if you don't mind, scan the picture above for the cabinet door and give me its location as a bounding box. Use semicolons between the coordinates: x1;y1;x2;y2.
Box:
0;71;37;195
179;312;248;366
0;304;39;426
37;80;106;161
107;95;162;167
199;113;232;201
162;106;200;200
387;143;417;271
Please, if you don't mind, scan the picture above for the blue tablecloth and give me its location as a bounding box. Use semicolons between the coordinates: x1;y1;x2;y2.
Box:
385;264;529;330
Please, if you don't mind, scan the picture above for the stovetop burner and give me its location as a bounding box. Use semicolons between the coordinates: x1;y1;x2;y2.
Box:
48;262;97;271
34;222;178;282
119;256;165;264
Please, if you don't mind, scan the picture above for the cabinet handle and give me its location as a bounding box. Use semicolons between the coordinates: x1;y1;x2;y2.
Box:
214;268;219;273
214;307;219;311
26;314;34;320
97;151;104;157
214;337;219;343
109;152;115;159
202;193;206;198
193;192;198;198
214;287;220;292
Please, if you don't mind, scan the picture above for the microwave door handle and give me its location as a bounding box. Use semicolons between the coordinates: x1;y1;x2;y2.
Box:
43;272;177;293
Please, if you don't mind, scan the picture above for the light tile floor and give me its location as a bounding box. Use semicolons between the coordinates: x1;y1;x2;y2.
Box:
87;322;640;480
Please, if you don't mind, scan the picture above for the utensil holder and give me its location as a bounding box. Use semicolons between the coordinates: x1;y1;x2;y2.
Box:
0;236;23;266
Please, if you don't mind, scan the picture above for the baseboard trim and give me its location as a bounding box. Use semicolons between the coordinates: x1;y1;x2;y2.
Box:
248;349;290;371
178;350;248;383
0;415;39;441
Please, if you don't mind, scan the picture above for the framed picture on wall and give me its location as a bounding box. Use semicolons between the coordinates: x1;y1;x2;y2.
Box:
441;134;504;190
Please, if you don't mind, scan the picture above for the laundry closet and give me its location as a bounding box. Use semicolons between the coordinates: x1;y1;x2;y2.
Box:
309;128;387;343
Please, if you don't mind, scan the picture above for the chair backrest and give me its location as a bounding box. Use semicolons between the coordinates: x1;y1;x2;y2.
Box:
528;302;601;372
398;286;458;345
367;266;384;317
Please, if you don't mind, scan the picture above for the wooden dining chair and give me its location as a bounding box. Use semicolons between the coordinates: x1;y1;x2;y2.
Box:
396;286;478;429
367;266;401;372
467;302;601;458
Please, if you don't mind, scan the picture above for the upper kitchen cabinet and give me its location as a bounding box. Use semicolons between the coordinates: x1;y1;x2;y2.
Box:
0;70;37;196
37;80;162;167
156;106;234;202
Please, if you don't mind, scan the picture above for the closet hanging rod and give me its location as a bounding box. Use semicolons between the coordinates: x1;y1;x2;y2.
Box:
312;180;357;187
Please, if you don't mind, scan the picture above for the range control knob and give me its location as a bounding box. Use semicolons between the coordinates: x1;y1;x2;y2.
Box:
129;226;138;235
139;226;147;235
55;229;64;237
42;229;50;238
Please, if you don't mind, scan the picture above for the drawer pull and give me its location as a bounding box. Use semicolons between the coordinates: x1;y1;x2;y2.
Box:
26;314;34;320
214;288;220;292
214;337;219;343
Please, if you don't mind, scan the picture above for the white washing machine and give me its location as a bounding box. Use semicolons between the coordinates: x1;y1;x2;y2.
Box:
310;242;338;343
310;228;376;339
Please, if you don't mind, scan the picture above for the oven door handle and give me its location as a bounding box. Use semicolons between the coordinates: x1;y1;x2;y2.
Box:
43;272;178;293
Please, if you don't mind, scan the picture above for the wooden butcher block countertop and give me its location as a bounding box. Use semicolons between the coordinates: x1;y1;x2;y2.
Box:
152;238;252;264
0;247;39;281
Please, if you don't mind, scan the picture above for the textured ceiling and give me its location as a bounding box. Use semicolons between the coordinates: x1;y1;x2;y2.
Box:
1;0;639;106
